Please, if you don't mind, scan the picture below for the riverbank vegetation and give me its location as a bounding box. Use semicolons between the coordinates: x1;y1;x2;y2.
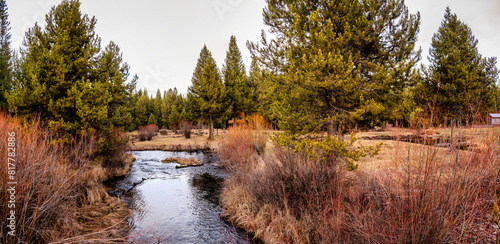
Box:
218;122;500;243
0;112;132;243
0;0;499;242
216;0;500;243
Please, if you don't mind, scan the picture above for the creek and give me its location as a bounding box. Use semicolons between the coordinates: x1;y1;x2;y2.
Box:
107;150;256;243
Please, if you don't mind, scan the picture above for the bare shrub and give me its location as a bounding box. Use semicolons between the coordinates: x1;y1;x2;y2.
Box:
0;113;89;242
219;125;500;243
138;124;158;141
247;114;270;155
181;120;193;139
216;125;256;173
159;129;168;135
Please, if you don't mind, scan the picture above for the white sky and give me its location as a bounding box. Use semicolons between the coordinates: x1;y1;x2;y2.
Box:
7;0;500;95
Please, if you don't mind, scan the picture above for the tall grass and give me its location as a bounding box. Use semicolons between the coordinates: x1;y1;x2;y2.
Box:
0;112;129;243
218;125;500;243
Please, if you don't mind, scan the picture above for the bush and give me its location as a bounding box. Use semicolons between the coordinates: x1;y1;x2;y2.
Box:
181;121;193;139
0;113;84;242
159;129;168;135
218;125;499;243
92;128;129;168
138;124;158;141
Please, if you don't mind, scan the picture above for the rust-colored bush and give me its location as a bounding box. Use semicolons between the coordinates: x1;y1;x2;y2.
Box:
138;124;158;141
0;112;129;243
218;125;500;243
181;120;193;139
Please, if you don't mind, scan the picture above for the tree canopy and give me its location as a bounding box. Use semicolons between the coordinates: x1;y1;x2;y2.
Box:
7;0;135;149
418;7;499;124
249;0;421;134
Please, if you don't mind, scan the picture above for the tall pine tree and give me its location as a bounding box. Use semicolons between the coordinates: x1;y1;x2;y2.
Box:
222;35;254;122
188;45;226;140
249;0;421;134
419;7;499;124
0;0;10;109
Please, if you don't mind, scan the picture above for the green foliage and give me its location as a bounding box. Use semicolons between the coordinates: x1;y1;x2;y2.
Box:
148;113;157;126
188;45;227;139
273;132;381;171
418;7;499;124
0;0;10;109
223;35;255;119
7;0;135;159
250;0;421;132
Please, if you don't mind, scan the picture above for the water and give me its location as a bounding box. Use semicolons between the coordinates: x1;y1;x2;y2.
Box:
107;151;256;243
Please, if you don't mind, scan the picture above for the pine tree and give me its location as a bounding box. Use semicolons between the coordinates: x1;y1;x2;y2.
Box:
419;7;499;124
249;0;421;134
8;0;135;144
0;0;10;109
148;113;157;126
153;89;162;126
250;57;273;122
135;93;149;126
188;45;226;140
222;35;253;122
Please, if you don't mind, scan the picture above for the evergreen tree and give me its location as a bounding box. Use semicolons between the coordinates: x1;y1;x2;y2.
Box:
148;113;157;125
187;45;226;140
153;89;162;125
134;93;149;126
169;104;180;128
7;0;135;145
250;57;274;122
0;0;10;109
419;7;499;124
249;0;421;134
222;35;253;122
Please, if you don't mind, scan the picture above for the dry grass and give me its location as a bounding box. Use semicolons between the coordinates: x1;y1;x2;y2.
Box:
161;157;202;168
218;125;500;243
128;129;222;151
0;112;131;243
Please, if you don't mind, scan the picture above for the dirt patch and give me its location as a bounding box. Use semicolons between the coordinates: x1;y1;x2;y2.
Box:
162;157;203;168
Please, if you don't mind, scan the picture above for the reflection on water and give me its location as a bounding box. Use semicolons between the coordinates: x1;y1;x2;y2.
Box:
108;151;256;243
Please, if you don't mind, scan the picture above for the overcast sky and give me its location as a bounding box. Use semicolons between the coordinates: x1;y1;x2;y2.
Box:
6;0;500;95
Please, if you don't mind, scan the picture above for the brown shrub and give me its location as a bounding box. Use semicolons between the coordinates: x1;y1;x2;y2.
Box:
159;129;168;135
0;113;83;242
218;125;499;243
181;120;193;139
138;124;158;141
0;112;130;243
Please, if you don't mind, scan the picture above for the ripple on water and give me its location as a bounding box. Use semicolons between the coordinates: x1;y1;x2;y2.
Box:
108;151;256;243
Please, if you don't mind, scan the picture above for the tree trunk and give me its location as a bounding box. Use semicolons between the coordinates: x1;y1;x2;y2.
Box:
209;118;214;140
327;120;334;139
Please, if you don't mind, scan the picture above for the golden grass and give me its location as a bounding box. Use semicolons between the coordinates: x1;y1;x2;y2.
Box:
161;157;202;168
128;129;222;151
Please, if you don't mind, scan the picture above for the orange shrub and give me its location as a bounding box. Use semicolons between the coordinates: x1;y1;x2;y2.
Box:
138;124;158;141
